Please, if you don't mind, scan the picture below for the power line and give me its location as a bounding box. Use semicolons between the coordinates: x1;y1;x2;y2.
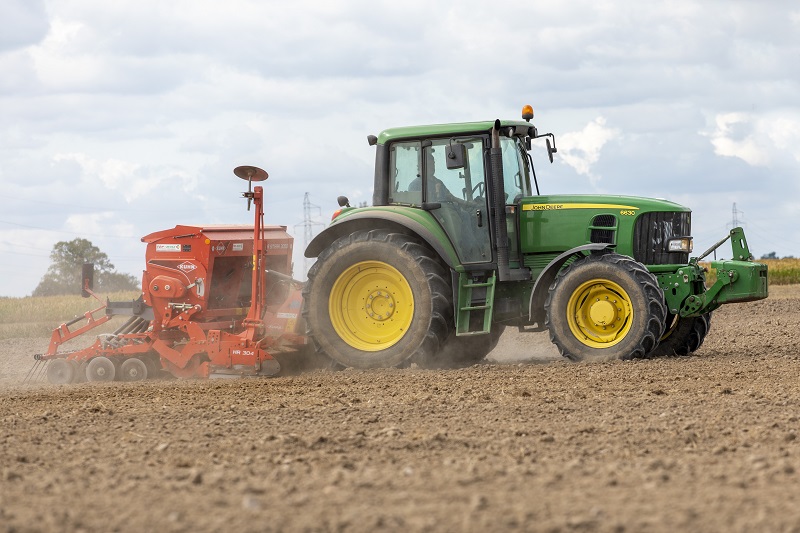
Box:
293;192;325;279
727;202;745;230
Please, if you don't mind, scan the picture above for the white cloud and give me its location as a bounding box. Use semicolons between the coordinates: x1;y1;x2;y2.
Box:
556;117;620;184
54;152;139;191
52;153;199;202
706;111;800;167
64;212;136;240
707;113;768;166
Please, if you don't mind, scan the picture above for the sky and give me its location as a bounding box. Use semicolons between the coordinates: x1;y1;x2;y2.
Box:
1;0;799;297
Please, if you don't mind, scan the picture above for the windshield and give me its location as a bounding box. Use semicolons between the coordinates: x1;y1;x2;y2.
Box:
500;137;531;202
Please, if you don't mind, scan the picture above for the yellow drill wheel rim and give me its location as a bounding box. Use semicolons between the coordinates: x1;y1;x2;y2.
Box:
329;261;414;351
566;278;633;348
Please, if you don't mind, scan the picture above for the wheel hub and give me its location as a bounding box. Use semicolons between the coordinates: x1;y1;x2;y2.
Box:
588;299;616;325
365;290;396;321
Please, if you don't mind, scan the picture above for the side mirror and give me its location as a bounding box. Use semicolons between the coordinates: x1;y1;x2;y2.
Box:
337;196;351;207
546;138;557;164
81;263;94;298
445;142;466;170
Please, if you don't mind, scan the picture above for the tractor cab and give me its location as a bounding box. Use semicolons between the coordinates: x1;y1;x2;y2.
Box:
366;113;550;274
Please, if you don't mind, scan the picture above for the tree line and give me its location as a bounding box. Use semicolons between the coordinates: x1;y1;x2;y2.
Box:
33;238;139;296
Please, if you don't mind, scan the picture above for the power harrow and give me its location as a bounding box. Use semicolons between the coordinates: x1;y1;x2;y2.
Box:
30;166;309;384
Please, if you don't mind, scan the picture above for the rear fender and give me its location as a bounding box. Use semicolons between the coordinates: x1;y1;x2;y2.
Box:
304;212;461;269
528;243;611;324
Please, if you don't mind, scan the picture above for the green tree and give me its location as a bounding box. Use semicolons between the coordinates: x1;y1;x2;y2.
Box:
760;251;778;259
32;238;139;296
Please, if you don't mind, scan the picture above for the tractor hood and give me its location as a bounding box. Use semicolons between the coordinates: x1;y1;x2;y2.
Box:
518;194;693;264
519;194;690;214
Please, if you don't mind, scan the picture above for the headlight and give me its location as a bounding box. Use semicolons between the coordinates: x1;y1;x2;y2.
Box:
667;237;693;253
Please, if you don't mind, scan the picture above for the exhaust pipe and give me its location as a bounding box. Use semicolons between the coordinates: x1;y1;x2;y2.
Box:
491;120;511;282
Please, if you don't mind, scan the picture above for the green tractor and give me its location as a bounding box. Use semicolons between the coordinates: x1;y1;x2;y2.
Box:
302;106;768;368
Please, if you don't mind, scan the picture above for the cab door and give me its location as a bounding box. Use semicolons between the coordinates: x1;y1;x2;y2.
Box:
422;138;492;264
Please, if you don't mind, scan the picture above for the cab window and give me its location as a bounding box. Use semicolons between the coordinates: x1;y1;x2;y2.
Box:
388;141;422;205
500;137;530;203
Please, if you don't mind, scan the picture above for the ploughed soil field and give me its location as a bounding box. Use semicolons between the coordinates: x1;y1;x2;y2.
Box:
1;286;800;532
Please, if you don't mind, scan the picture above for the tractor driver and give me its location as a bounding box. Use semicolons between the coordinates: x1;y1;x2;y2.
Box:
408;150;462;204
408;149;484;260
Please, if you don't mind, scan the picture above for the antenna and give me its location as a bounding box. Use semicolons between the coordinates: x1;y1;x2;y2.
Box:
294;192;325;278
233;165;269;211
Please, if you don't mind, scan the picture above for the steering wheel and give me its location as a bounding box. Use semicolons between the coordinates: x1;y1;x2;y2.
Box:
471;182;485;198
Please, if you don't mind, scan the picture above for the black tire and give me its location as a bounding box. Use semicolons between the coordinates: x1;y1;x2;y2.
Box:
545;253;667;361
47;359;75;385
86;356;116;382
303;229;452;369
435;324;506;368
651;313;712;357
119;358;148;382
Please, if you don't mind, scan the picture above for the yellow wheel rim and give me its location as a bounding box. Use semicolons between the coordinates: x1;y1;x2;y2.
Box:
566;279;633;348
329;261;414;351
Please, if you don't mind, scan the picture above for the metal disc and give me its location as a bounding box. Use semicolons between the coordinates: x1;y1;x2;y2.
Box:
233;166;269;182
75;360;88;383
120;358;148;382
86;356;116;382
46;359;75;385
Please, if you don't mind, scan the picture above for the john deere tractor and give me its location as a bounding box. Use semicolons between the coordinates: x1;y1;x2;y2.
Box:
302;106;768;368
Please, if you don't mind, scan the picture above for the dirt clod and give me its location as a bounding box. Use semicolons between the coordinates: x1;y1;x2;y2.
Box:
1;285;800;531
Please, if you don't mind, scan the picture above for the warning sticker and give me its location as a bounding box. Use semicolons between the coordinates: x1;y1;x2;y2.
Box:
276;312;297;319
156;244;181;252
178;262;197;272
232;243;244;252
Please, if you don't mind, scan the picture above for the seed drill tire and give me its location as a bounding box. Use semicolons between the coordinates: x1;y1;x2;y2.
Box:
651;313;712;357
545;253;667;361
303;229;452;369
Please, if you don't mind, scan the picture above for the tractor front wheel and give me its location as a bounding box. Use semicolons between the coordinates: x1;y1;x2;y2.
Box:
651;313;712;357
545;253;666;361
303;230;452;368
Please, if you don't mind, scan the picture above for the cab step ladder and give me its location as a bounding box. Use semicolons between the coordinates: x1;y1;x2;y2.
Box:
455;272;496;336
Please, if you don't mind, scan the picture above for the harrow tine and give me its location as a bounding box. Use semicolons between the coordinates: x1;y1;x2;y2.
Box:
24;359;47;384
22;361;37;384
36;360;50;383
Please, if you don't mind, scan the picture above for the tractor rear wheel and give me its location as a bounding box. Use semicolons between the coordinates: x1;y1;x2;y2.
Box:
86;356;116;382
651;313;712;357
435;325;506;368
303;229;452;369
47;359;75;385
545;253;666;361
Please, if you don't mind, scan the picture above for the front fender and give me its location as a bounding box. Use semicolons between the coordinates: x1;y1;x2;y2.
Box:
528;243;611;324
304;209;462;269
